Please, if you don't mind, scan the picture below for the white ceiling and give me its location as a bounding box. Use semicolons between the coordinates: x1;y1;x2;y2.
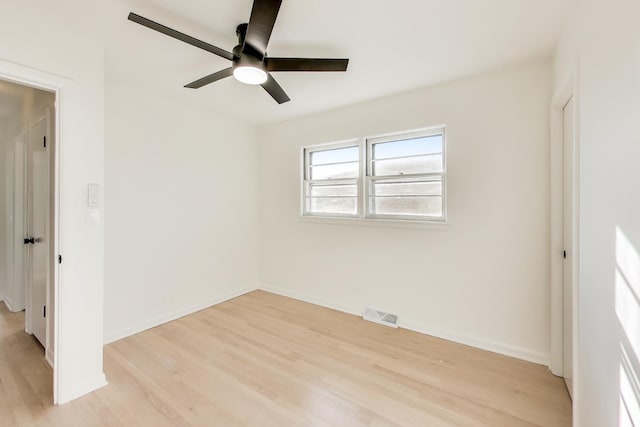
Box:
107;0;570;125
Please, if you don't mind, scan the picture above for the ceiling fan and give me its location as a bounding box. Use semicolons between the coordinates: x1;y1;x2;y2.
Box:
128;0;349;104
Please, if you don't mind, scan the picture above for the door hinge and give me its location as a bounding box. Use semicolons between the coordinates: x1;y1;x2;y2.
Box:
563;250;567;259
43;136;47;148
43;305;46;318
58;254;62;264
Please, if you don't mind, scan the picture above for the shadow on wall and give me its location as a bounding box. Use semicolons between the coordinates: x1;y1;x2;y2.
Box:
614;226;640;426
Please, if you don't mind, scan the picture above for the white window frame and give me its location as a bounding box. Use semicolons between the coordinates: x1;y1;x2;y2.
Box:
301;139;362;218
365;127;446;222
301;126;447;223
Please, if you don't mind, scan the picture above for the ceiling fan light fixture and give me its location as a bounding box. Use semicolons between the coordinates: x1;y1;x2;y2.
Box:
128;0;349;104
233;65;268;85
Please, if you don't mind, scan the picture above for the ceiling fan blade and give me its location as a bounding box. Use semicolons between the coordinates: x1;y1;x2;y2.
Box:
184;68;233;89
243;0;282;58
261;74;290;104
266;58;349;72
128;12;234;61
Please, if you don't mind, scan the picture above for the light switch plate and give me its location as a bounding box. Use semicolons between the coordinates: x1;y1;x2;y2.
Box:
88;183;100;207
87;208;101;225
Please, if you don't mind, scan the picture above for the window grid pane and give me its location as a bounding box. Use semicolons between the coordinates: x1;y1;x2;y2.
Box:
302;128;445;221
310;161;359;180
305;179;358;215
371;179;442;197
304;142;360;217
372;135;443;160
310;146;359;166
369;195;443;217
372;154;443;176
366;131;444;220
308;182;358;198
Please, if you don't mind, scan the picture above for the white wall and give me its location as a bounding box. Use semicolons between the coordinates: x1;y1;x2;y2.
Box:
103;73;260;343
554;0;640;425
1;113;22;312
258;59;552;363
3;111;26;313
0;0;105;403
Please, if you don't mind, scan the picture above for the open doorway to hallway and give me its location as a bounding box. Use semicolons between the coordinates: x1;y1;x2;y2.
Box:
0;78;56;387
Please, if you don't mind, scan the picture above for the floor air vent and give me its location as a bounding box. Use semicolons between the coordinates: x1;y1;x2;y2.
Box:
363;307;399;328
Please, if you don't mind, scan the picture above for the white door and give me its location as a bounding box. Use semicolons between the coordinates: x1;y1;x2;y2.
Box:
562;96;575;398
27;114;50;347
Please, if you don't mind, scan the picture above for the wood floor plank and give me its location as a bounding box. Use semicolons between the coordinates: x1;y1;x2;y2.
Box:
0;291;571;426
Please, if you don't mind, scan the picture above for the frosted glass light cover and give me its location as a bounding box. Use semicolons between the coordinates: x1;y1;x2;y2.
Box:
233;66;267;85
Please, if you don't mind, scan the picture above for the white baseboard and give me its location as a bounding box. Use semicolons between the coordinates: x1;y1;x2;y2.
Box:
45;352;54;369
400;320;549;365
101;283;548;365
103;286;258;345
260;285;363;317
57;373;108;405
3;297;18;312
260;285;549;366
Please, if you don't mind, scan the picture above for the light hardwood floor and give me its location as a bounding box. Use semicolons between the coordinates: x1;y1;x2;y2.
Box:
1;291;571;426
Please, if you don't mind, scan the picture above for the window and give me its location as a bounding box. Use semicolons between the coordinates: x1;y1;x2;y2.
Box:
367;130;445;220
302;127;446;221
303;141;360;217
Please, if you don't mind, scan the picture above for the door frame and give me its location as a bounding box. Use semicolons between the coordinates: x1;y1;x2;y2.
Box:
550;67;580;406
0;67;62;403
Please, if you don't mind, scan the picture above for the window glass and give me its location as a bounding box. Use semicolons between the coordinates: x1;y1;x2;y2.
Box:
303;143;359;216
310;146;358;165
302;128;446;221
370;196;443;217
373;154;443;176
310;162;359;180
372;135;442;159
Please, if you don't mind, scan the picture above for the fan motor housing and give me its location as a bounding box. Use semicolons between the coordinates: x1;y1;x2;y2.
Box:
236;23;249;44
232;44;266;73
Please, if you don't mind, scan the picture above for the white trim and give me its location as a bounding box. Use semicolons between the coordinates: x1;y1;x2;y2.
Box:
549;77;572;377
550;61;581;427
45;353;54;369
550;67;580;377
299;215;450;230
400;320;549;365
57;373;108;405
3;297;17;312
0;58;67;405
260;284;362;317
103;286;259;345
260;285;548;365
365;125;448;144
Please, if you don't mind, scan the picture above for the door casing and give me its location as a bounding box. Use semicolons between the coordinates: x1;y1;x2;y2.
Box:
562;96;575;398
550;66;580;422
0;67;61;403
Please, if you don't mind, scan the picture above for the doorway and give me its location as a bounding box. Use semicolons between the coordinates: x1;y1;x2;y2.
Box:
0;78;55;364
549;75;579;410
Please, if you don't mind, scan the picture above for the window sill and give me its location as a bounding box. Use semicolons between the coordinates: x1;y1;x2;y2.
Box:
298;215;450;230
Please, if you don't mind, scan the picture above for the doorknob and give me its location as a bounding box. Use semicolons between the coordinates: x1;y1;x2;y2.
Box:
23;237;35;245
